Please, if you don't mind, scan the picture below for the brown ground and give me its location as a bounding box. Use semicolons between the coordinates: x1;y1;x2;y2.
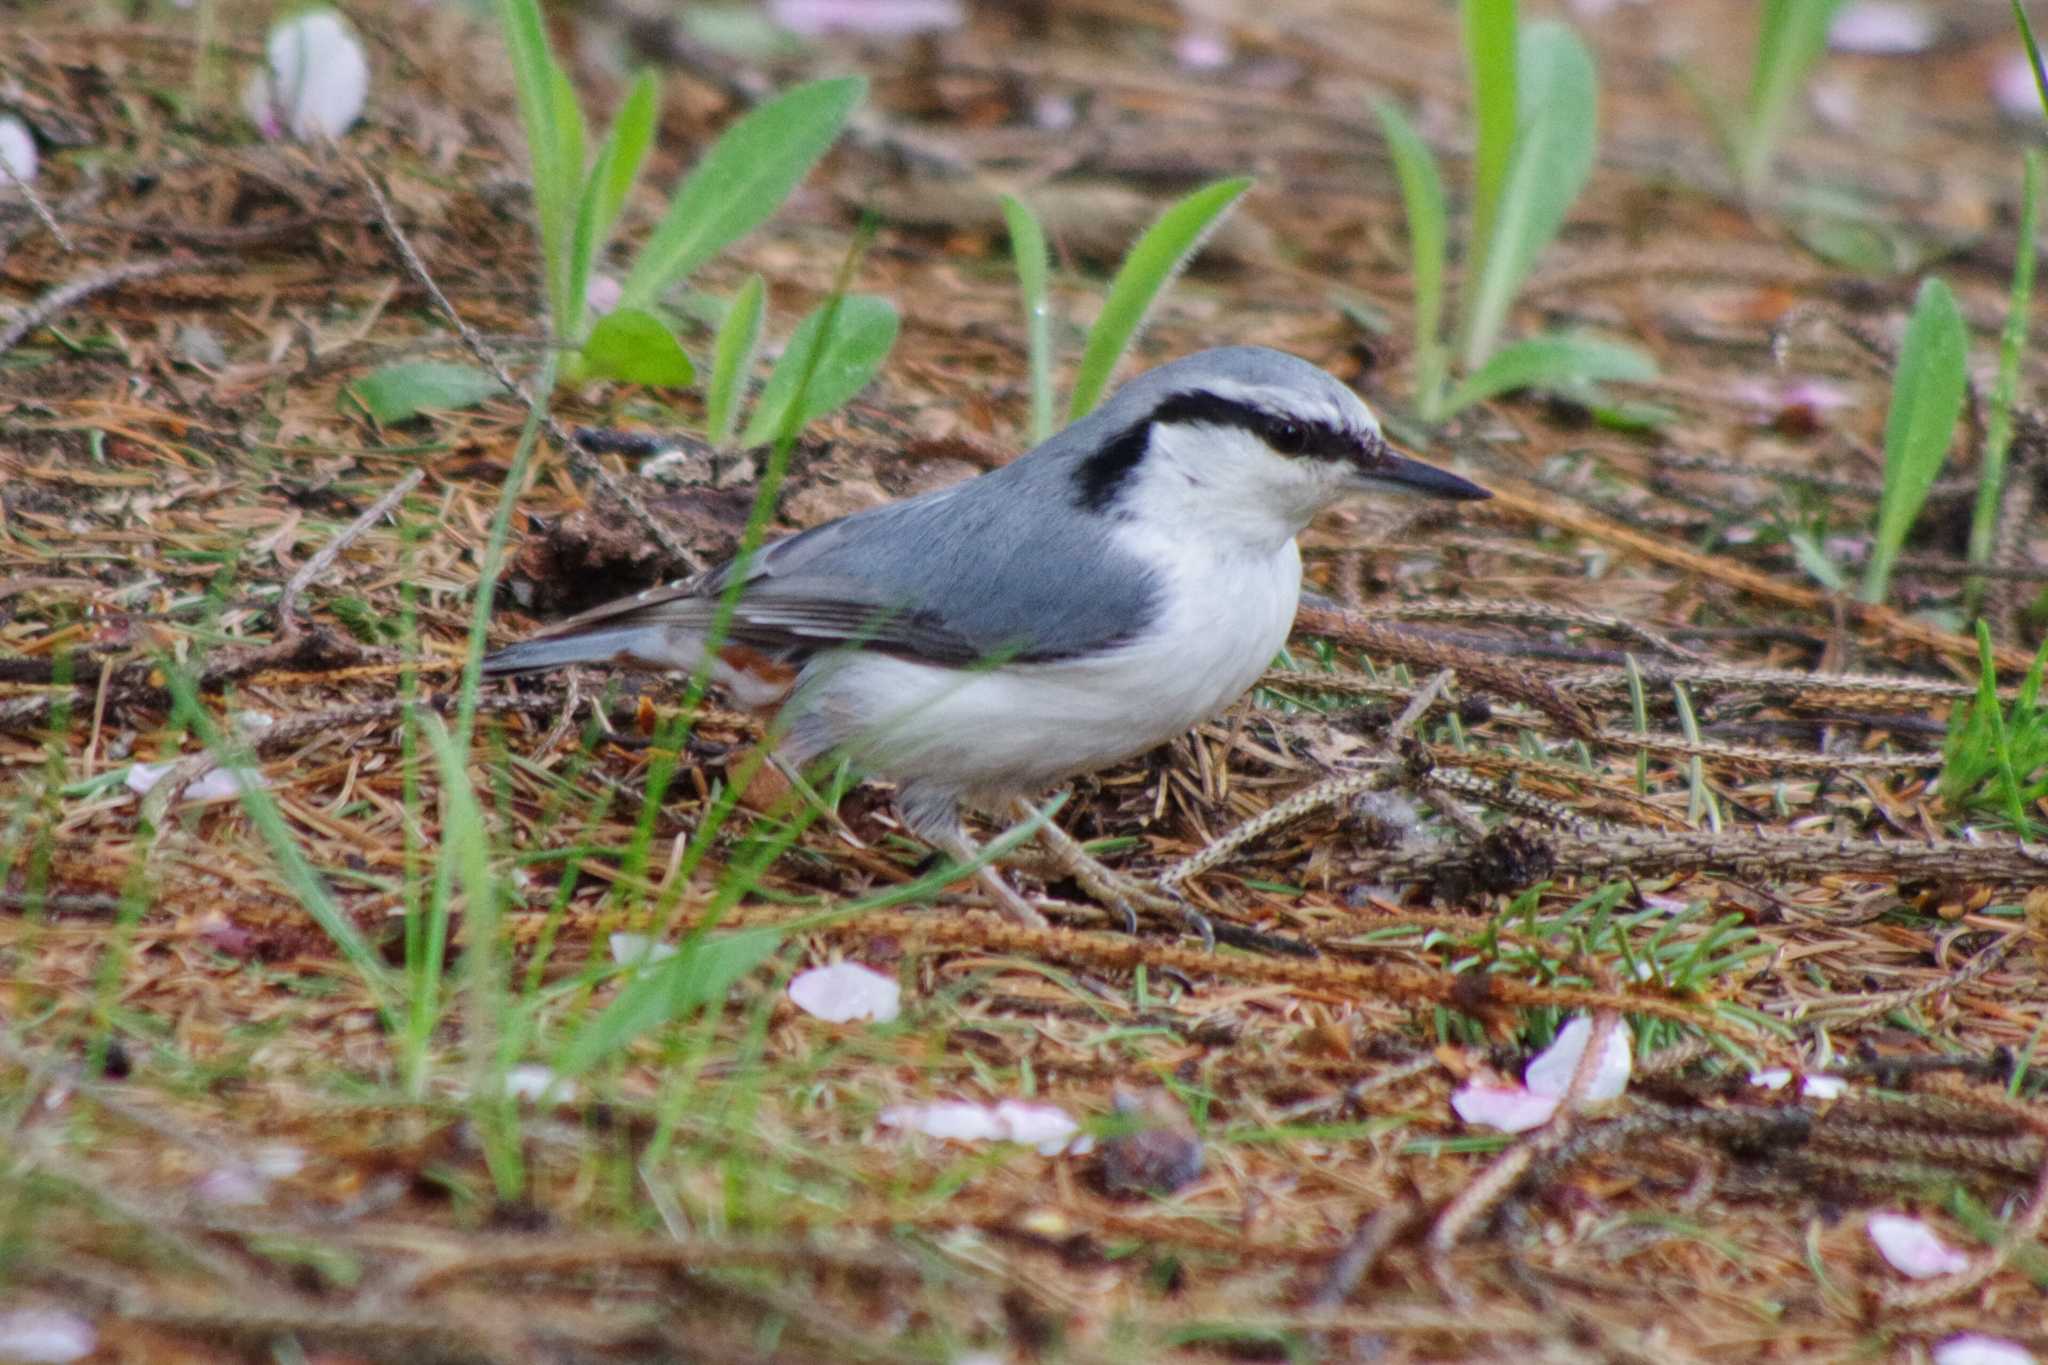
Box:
5;0;2048;1360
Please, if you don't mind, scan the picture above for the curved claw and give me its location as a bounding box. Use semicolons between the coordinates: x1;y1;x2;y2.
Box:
1106;897;1140;935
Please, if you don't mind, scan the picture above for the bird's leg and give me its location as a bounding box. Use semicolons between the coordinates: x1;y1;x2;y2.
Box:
1007;796;1214;947
933;826;1048;929
895;782;1047;929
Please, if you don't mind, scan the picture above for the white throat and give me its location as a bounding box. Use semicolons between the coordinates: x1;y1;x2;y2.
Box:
1124;421;1341;556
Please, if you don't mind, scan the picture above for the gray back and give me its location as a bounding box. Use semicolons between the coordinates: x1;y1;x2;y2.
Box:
726;346;1349;660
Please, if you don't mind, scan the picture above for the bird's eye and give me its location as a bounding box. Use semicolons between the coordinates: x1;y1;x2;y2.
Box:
1267;419;1308;455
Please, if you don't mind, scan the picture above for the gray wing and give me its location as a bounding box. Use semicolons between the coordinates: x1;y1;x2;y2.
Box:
514;453;1162;667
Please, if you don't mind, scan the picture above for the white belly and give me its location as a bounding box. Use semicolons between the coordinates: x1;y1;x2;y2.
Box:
791;540;1302;805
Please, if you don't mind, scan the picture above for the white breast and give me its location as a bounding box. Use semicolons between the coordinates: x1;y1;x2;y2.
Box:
792;533;1302;809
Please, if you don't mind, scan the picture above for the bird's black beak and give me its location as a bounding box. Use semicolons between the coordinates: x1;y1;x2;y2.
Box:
1346;433;1491;501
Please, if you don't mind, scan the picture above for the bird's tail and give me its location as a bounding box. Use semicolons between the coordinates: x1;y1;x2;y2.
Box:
480;626;680;677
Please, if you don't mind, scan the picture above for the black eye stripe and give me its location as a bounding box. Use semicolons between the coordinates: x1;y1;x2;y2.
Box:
1072;389;1384;513
1148;391;1368;463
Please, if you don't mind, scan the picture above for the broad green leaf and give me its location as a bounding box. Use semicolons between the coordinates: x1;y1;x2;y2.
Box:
595;73;658;231
1463;0;1519;282
1068;176;1252;421
1000;193;1055;443
348;361;499;423
1738;0;1848;197
550;927;783;1081
1372;98;1450;422
565;74;651;351
740;294;898;445
1443;333;1654;412
1862;276;1967;604
564;73;659;346
706;273;766;444
619;76;866;311
581;307;696;387
1459;21;1597;371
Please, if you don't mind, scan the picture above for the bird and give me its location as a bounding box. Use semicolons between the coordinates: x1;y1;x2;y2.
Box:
484;346;1490;929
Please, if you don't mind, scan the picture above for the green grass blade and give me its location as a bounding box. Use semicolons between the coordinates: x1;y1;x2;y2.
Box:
549;928;785;1081
738;294;898;446
1463;0;1519;286
563;72;658;349
2015;0;2048;114
1459;20;1597;372
619;76;865;311
495;0;587;332
1860;276;1968;605
1372;98;1450;423
1067;176;1252;421
593;72;657;237
1966;148;2039;616
1443;332;1653;414
159;671;401;1022
706;273;766;445
1000;193;1055;444
418;710;523;1195
1738;0;1849;198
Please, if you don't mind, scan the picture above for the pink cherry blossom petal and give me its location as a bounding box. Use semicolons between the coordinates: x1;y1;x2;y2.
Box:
1993;53;2047;121
243;9;369;142
789;961;901;1023
1524;1016;1631;1102
768;0;963;37
879;1099;1086;1154
1869;1211;1971;1278
1828;2;1936;55
0;116;37;188
1451;1082;1561;1133
608;932;677;967
880;1100;1005;1142
0;1309;95;1363
1936;1335;2037;1365
991;1100;1083;1154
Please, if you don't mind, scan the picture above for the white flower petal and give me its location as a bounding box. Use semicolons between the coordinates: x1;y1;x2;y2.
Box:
1994;53;2048;121
125;761;175;795
503;1064;575;1104
182;767;264;802
768;0;963;37
585;273;622;317
193;1164;269;1206
879;1099;1084;1154
991;1100;1081;1155
608;932;678;966
1451;1082;1560;1133
251;1144;306;1178
1801;1074;1848;1100
789;961;901;1023
0;1309;95;1363
880;1100;1005;1142
1828;1;1936;54
0;116;37;188
246;9;369;141
1935;1335;2037;1365
1869;1211;1971;1278
1524;1015;1631;1102
1749;1068;1793;1090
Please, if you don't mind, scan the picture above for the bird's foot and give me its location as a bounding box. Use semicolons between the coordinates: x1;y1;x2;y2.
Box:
1010;798;1215;948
